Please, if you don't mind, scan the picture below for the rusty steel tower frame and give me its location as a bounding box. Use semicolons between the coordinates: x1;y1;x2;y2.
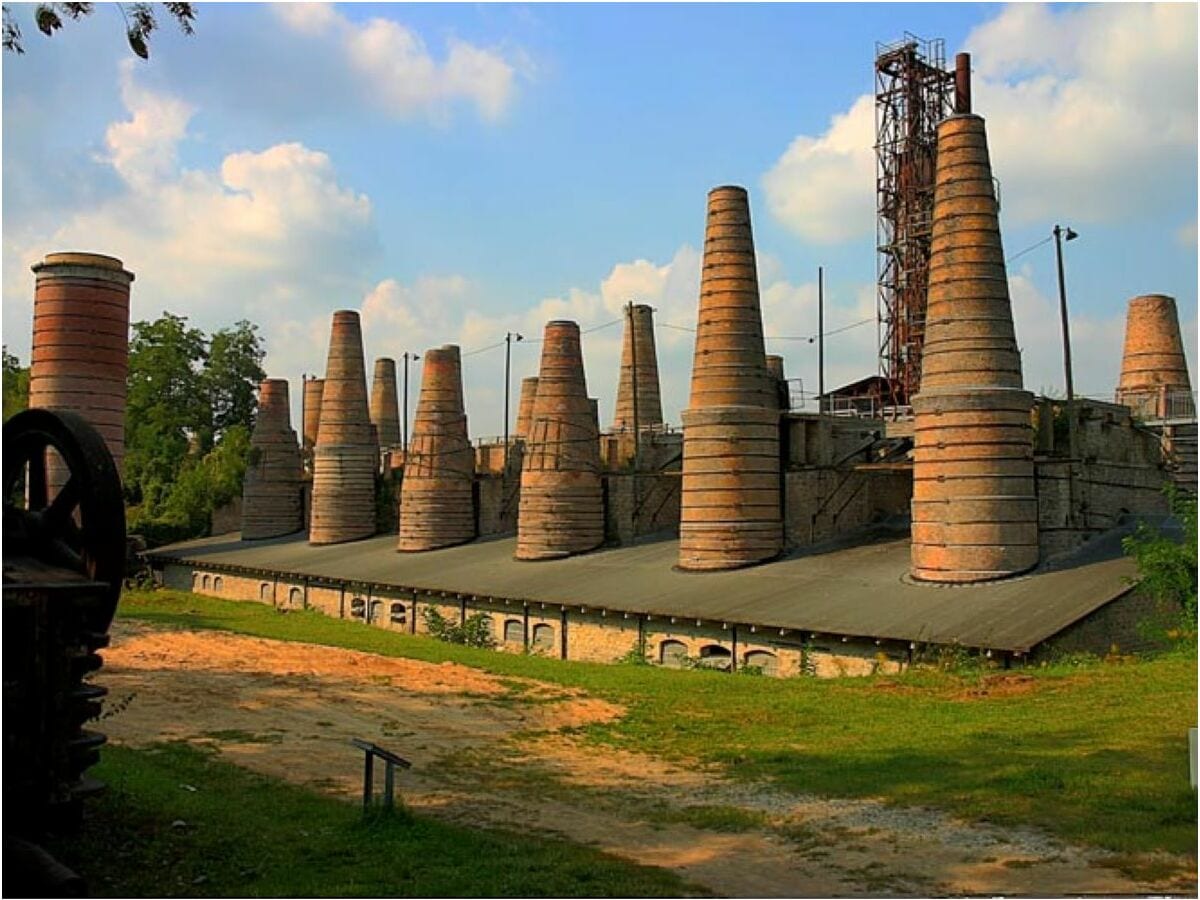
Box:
874;34;956;407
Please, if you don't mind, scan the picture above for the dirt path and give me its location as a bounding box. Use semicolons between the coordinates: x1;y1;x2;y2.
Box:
98;623;1194;897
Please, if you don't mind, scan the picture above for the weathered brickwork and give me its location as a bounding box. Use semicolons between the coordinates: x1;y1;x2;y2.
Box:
1033;588;1179;660
566;611;641;663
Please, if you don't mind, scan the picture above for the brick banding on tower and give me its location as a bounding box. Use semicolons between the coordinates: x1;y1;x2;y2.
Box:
309;310;378;545
516;320;604;560
370;357;402;448
613;303;664;431
678;186;783;571
1115;294;1195;420
397;345;476;551
29;252;134;486
910;113;1038;583
514;376;539;440
242;378;303;539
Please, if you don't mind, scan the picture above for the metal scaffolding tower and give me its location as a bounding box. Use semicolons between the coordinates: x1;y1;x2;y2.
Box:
875;34;955;406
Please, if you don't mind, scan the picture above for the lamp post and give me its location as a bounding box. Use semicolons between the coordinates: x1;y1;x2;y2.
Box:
503;331;523;471
401;351;419;450
1053;224;1079;524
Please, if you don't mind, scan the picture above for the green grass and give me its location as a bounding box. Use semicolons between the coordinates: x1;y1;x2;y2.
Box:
117;588;1199;856
47;743;697;897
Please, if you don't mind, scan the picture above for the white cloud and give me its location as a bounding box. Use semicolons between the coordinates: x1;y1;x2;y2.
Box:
274;3;519;122
762;3;1197;242
2;66;379;393
761;95;875;244
1008;270;1197;400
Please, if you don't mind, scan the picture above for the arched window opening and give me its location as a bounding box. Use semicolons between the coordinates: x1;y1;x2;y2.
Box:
743;650;779;676
503;619;523;644
260;583;272;601
390;602;407;625
659;639;688;668
289;587;303;607
350;597;365;619
532;623;554;650
697;645;731;670
212;576;223;591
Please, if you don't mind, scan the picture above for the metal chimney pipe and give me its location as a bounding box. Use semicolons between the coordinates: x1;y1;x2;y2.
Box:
954;52;972;114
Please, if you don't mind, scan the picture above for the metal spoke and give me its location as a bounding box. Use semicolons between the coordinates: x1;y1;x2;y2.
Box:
43;476;81;532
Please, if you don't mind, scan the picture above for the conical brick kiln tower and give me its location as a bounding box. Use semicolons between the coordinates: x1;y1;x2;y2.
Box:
370;357;402;448
516;320;604;560
29;252;134;482
910;113;1038;583
309;310;378;545
1115;294;1194;420
678;186;782;571
302;377;324;460
397;345;475;551
241;379;303;539
613;304;664;431
514;376;539;439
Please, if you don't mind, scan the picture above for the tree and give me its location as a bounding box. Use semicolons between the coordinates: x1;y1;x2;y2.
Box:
123;312;267;545
124;312;208;509
3;2;194;59
202;320;265;453
2;346;30;422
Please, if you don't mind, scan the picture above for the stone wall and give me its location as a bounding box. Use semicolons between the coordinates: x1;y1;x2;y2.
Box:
166;560;912;678
783;469;911;549
604;472;681;544
476;472;520;538
1034;399;1171;560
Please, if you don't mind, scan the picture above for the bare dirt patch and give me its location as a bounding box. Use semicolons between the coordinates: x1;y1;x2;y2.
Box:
98;622;1194;898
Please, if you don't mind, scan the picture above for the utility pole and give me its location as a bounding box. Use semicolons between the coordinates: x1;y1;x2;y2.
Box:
503;331;522;471
818;266;825;415
1053;224;1080;524
401;352;419;451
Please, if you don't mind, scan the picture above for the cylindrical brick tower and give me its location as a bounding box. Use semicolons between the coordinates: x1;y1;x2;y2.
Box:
302;377;324;457
310;310;377;545
613;303;664;431
514;376;539;440
589;397;600;436
766;354;789;411
678;187;782;571
910;113;1038;583
241;379;303;539
29;252;134;484
516;320;604;560
370;357;402;448
397;345;475;551
1115;294;1195;420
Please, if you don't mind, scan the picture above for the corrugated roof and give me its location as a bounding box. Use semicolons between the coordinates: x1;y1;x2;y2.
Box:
147;530;1137;653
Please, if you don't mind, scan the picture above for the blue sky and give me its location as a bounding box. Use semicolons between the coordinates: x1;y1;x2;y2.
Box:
3;2;1196;436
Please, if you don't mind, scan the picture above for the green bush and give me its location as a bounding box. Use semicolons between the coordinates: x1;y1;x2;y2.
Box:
1123;485;1198;638
422;608;496;649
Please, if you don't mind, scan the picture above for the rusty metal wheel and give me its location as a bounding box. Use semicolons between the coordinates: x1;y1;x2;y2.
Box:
3;408;125;629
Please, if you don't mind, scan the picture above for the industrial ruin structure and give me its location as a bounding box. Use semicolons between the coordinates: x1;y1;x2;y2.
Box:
514;376;539;440
516;320;604;560
874;36;960;407
241;379;303;540
1116;294;1195;421
397;345;475;552
613;303;664;432
678;186;783;571
29;252;134;485
309;311;378;545
910;112;1038;582
370;358;402;449
87;36;1191;676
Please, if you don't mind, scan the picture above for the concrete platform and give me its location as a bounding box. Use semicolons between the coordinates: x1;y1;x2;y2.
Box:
146;526;1140;654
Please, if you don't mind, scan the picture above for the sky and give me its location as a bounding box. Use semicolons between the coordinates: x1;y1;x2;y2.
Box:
3;1;1197;438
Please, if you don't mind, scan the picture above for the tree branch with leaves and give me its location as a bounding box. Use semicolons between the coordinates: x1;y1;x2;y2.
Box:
4;2;194;58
